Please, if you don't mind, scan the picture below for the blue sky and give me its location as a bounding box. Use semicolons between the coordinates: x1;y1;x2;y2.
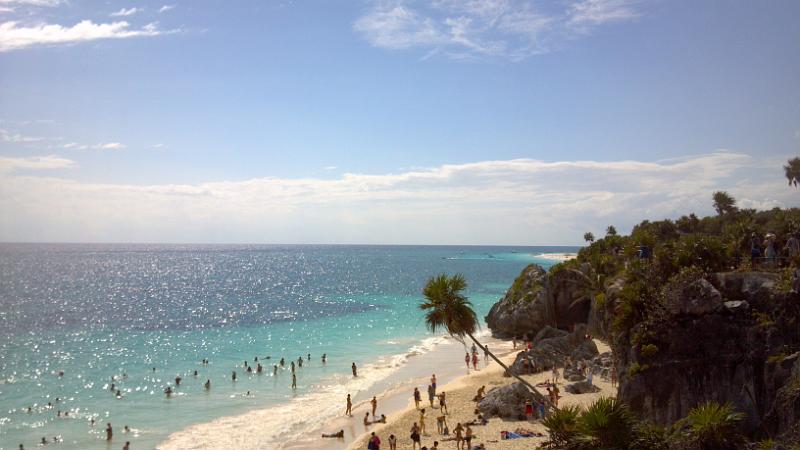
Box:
0;0;799;244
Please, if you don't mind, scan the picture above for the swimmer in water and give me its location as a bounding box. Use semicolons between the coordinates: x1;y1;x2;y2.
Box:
232;371;237;381
273;365;278;376
292;373;297;389
204;379;211;390
106;423;113;441
322;353;327;363
175;376;181;386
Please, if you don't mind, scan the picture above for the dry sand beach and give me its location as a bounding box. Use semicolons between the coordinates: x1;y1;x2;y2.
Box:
344;339;616;450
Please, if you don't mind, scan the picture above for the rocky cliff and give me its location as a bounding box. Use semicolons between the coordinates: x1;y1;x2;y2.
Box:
485;263;595;339
486;263;800;443
613;271;800;440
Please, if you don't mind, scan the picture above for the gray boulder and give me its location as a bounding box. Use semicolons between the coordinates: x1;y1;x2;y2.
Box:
478;382;539;420
664;278;722;316
565;381;601;394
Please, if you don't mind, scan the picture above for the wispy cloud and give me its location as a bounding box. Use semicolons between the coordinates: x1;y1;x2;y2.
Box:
0;154;76;173
0;20;172;52
110;7;140;17
354;0;644;61
0;128;44;143
62;141;126;150
158;4;175;13
0;0;64;6
0;151;794;244
568;0;641;26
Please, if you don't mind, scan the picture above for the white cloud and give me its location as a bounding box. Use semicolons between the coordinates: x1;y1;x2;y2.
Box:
0;128;44;143
0;0;63;6
322;166;338;171
569;0;641;26
0;151;795;244
158;4;175;13
62;141;125;150
110;7;139;17
0;20;169;52
354;0;642;61
0;154;76;173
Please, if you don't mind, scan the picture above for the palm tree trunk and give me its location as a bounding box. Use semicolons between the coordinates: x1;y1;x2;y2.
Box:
465;332;556;409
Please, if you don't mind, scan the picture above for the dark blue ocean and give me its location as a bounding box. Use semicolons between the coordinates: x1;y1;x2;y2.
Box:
0;244;574;449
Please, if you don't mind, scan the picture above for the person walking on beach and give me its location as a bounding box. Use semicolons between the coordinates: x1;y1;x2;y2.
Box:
106;423;113;441
464;353;470;370
512;335;517;349
484;345;489;365
388;434;397;450
410;423;421;450
419;408;427;435
345;394;353;416
291;373;297;389
371;396;378;417
552;365;559;385
471;352;478;370
454;423;464;450
465;425;473;449
352;362;358;377
427;384;435;407
438;391;448;414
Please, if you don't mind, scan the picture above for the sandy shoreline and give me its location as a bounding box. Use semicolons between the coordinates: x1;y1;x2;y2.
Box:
346;339;615;450
532;252;578;262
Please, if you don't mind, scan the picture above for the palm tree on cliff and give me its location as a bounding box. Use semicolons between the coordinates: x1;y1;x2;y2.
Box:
420;273;550;406
785;157;800;188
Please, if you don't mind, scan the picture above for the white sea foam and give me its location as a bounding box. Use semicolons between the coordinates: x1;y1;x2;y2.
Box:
157;334;453;450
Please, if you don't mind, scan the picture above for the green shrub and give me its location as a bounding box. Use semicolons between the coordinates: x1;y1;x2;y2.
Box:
640;344;659;358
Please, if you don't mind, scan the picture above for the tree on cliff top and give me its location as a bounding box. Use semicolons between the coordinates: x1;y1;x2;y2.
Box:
785;157;800;188
584;232;595;243
420;273;551;407
712;191;737;216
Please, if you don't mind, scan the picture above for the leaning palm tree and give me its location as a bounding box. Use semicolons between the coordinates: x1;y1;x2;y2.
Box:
420;273;550;407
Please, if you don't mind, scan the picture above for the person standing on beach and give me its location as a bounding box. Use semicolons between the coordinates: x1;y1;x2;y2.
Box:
368;431;381;450
453;423;464;450
484;345;489;365
464;353;470;370
438;391;448;414
413;387;421;408
552;365;559;385
431;374;437;393
427;384;435;407
464;425;473;449
352;362;358;377
345;394;353;416
410;423;421;450
512;336;517;349
106;423;113;441
388;434;397;450
371;396;378;417
419;408;427;435
471;352;478;370
291;373;297;389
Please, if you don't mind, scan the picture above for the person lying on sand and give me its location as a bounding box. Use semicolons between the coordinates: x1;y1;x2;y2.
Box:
321;430;344;438
465;414;487;426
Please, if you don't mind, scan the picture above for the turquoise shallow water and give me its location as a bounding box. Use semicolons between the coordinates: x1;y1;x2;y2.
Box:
0;244;573;449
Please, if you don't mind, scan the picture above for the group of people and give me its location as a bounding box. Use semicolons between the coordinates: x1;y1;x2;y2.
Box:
18;352;334;450
464;343;489;371
750;231;799;267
